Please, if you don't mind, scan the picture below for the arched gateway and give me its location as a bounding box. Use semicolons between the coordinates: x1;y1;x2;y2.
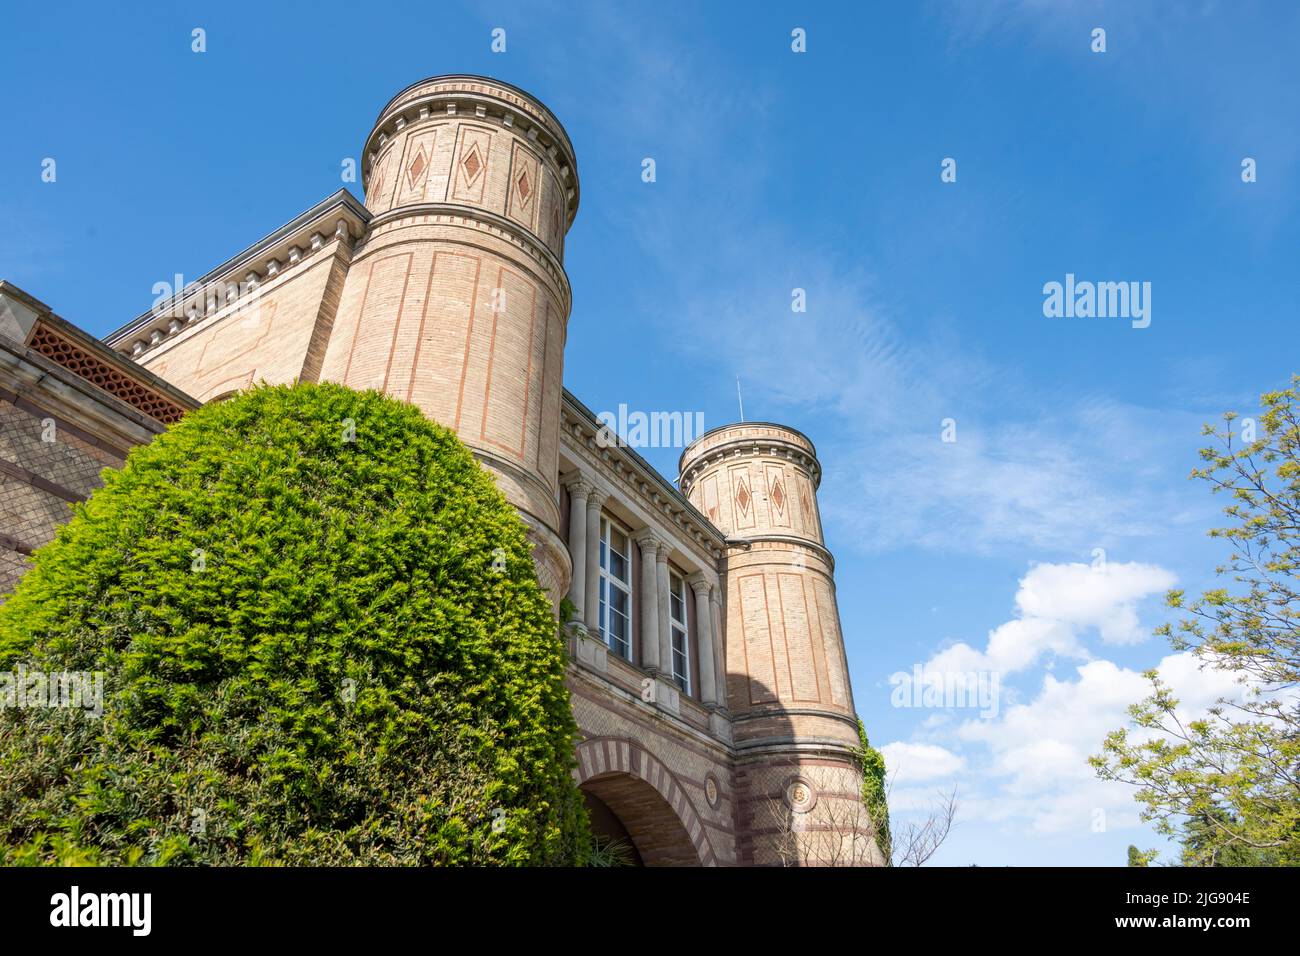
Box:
575;736;715;867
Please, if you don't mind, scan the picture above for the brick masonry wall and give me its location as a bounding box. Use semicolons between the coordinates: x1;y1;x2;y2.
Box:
0;396;126;594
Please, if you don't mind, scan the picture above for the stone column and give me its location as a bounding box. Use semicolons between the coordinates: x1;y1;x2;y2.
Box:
656;548;672;681
561;474;592;618
711;586;727;708
633;530;663;672
583;487;609;634
688;572;718;706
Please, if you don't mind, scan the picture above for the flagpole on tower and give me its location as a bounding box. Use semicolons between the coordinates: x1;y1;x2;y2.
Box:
736;375;745;423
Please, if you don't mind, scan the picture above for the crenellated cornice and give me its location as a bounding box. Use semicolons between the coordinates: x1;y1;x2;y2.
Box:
679;422;822;494
104;190;370;359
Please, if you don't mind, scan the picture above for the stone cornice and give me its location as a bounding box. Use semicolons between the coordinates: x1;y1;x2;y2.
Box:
104;190;370;356
362;203;572;314
724;535;836;574
363;75;579;227
470;445;562;530
686;420;818;459
561;390;726;564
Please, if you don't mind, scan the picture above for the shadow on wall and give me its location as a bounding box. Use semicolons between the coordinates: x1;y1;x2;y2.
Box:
731;678;877;867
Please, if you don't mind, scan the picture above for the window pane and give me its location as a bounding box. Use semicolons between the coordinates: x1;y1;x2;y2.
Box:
602;582;629;659
669;574;687;625
672;626;689;692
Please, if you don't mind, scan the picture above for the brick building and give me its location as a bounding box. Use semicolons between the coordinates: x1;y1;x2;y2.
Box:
0;75;878;866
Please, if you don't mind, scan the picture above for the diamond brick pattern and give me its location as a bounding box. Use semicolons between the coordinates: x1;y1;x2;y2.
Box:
406;148;428;188
461;143;483;184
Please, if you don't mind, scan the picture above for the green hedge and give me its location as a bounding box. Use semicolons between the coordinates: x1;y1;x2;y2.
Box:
0;382;590;865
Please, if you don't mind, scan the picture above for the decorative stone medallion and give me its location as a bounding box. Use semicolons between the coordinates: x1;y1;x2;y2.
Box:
784;776;817;814
704;773;721;809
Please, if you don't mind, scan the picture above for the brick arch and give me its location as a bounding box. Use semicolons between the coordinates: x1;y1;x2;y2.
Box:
575;736;716;867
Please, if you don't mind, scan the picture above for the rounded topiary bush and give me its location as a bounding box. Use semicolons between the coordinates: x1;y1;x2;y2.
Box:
0;382;589;865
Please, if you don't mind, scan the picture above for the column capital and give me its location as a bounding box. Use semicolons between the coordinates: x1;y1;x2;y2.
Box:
632;528;664;553
561;470;594;498
686;571;712;596
585;485;610;508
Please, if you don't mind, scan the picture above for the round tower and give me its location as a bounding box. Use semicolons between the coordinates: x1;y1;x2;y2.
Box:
319;75;579;602
680;423;878;866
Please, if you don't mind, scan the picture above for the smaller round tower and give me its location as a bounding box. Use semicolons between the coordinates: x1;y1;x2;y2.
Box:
680;423;879;866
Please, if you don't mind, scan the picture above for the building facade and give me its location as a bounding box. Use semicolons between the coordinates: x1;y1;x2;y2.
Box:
0;75;877;866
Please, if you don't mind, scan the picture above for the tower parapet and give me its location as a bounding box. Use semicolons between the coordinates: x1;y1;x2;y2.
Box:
681;423;877;865
318;75;580;602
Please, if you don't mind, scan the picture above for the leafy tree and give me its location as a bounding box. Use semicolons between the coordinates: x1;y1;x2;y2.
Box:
1126;845;1156;867
1092;376;1300;866
1180;809;1280;866
0;382;590;865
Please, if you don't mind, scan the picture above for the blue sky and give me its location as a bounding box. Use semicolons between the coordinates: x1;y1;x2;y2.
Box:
2;1;1297;866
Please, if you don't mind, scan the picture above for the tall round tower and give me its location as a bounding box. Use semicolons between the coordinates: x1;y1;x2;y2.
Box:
319;75;579;602
680;423;878;866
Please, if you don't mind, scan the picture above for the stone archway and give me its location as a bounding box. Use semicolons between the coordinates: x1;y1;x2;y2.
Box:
575;736;716;867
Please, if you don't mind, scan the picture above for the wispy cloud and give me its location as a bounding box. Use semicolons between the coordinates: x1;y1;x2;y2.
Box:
651;238;1215;555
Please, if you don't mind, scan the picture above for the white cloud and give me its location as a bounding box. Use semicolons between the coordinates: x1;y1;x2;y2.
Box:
953;653;1248;835
880;742;966;785
885;561;1248;838
927;616;1084;678
1013;561;1178;644
919;560;1174;684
